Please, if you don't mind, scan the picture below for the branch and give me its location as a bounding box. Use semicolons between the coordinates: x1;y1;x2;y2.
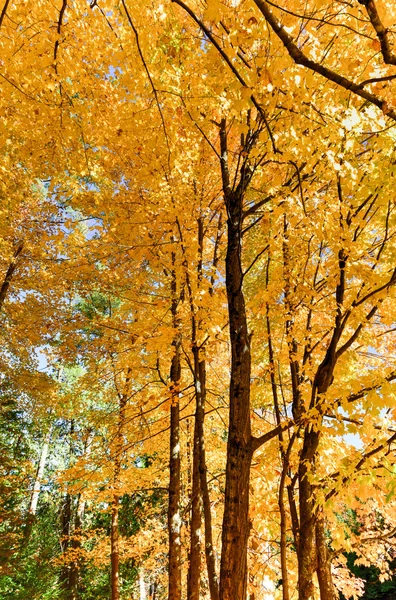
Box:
0;242;23;309
242;194;273;219
344;371;396;405
363;0;396;65
243;244;269;278
121;0;171;162
0;0;10;28
171;0;279;152
354;267;396;307
251;419;295;452
335;303;378;359
253;0;396;121
325;430;396;502
54;0;67;67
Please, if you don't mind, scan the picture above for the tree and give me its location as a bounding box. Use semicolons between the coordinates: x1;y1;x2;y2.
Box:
2;1;396;599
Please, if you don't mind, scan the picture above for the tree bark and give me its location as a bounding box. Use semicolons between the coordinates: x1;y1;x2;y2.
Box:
111;495;120;600
198;357;220;600
25;422;52;540
148;581;157;599
139;569;147;599
111;369;131;600
168;254;182;600
187;401;202;600
183;214;219;600
60;491;73;596
219;119;253;600
298;428;320;600
69;430;93;599
316;510;335;600
0;241;23;309
265;284;291;600
69;493;85;600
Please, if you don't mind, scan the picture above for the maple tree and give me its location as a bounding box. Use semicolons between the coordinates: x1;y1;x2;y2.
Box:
1;0;396;599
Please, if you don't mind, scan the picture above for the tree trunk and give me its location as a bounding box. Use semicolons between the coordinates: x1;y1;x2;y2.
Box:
187;403;202;600
168;254;182;600
69;430;93;599
60;492;73;596
197;357;219;600
111;496;120;600
69;493;86;600
184;214;219;600
28;424;52;516
316;510;335;600
266;290;290;600
148;582;157;599
139;569;147;600
111;369;131;600
219;120;253;600
0;241;23;309
25;423;52;539
298;428;320;600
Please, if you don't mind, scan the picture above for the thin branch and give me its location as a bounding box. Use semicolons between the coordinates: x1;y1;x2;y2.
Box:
243;244;269;278
121;0;171;163
171;0;279;152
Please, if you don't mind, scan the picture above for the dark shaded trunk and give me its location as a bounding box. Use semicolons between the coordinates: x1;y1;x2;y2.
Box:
187;400;202;600
287;484;299;550
298;340;341;598
186;215;204;600
219;120;253;600
148;582;157;599
184;213;219;600
168;255;182;600
298;427;320;600
316;510;335;600
0;242;23;309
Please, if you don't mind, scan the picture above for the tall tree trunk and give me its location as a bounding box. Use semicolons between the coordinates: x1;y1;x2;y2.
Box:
139;569;147;600
60;491;73;596
186;215;203;600
298;238;347;598
28;425;52;516
111;496;120;600
316;510;335;600
198;357;219;600
69;430;93;599
219;120;253;600
168;254;182;600
183;213;219;600
69;493;86;600
265;280;290;600
25;423;52;539
298;428;320;600
187;404;202;600
148;582;157;599
111;369;131;600
0;241;23;309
